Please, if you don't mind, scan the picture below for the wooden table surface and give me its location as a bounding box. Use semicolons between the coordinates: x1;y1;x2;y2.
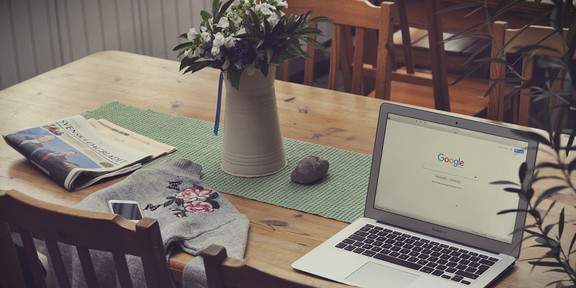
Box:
0;50;573;287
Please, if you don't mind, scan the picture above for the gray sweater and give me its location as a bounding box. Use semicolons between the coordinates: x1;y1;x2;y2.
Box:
51;158;250;287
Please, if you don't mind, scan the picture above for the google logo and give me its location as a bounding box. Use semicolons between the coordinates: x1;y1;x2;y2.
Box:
438;153;464;167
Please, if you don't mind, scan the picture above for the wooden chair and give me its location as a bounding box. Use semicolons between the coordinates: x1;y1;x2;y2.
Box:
488;21;567;125
381;0;452;111
202;244;353;288
0;189;173;288
279;0;394;100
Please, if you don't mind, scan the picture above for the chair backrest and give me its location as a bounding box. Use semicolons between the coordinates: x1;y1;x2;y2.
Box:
280;0;394;100
0;189;173;288
201;244;352;288
488;21;566;125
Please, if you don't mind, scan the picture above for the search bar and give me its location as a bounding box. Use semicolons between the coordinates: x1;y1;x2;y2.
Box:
421;163;479;181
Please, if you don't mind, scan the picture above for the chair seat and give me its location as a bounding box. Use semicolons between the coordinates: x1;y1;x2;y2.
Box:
392;27;490;77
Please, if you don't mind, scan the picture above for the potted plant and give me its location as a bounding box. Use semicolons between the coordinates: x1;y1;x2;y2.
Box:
449;0;575;286
172;0;330;177
173;0;329;90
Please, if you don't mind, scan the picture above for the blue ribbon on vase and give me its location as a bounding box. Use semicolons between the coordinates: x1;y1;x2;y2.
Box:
214;72;224;136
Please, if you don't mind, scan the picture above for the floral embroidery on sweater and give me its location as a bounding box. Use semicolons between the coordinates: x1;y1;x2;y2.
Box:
144;183;220;217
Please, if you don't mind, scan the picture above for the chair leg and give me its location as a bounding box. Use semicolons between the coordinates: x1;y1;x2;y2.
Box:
425;0;451;111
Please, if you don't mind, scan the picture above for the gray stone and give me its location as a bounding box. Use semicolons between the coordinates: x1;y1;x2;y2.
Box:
291;156;329;184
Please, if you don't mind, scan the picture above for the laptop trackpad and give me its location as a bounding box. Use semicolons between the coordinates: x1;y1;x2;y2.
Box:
345;261;419;288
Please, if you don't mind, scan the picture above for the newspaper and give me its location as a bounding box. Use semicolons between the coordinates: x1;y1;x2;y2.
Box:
3;115;176;191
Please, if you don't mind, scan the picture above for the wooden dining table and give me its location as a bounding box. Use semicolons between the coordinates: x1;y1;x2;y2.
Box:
0;50;573;288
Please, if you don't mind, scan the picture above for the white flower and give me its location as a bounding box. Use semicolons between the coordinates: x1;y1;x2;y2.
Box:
187;28;198;41
201;31;212;43
216;16;229;29
192;47;203;58
276;0;288;8
232;16;243;29
254;3;283;27
211;32;226;55
223;35;237;48
267;13;280;27
255;3;274;15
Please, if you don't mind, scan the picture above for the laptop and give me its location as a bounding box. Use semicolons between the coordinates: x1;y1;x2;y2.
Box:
292;102;538;288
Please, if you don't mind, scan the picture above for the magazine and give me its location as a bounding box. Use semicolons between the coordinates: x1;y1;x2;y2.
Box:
3;115;176;191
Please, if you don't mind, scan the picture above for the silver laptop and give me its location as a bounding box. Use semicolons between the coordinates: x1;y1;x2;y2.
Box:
292;102;538;288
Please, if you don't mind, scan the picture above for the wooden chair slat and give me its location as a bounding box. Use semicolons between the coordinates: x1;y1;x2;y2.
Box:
0;221;28;288
77;247;100;288
113;252;134;288
352;28;366;95
329;24;343;91
46;239;72;288
303;23;318;86
20;230;48;288
136;218;174;288
280;0;394;100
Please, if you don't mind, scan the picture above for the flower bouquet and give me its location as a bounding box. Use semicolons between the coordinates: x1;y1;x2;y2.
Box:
173;0;330;90
173;0;329;177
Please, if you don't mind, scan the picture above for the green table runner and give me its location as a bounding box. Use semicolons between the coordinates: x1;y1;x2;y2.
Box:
83;102;371;223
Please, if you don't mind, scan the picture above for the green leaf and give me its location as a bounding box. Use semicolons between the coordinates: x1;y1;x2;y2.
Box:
535;186;568;208
209;200;220;209
558;208;565;239
524;228;547;239
528;261;564;267
266;47;274;64
301;37;325;51
201;10;212;24
569;231;576;256
163;199;175;207
307;16;331;25
183;61;214;74
518;162;528;184
261;65;269;78
504;187;522;194
173;42;193;52
212;0;220;18
179;57;194;71
497;208;528;215
227;68;242;90
491;180;520;185
216;0;234;23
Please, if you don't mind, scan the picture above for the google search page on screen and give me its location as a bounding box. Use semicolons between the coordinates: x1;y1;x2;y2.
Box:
374;114;528;243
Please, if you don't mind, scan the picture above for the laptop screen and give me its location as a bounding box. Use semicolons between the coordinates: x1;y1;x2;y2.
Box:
373;113;528;244
363;103;538;257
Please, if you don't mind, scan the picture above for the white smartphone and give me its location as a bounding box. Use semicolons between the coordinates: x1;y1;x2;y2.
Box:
108;200;143;222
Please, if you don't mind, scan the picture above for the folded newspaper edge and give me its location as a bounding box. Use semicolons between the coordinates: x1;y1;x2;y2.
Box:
2;115;177;191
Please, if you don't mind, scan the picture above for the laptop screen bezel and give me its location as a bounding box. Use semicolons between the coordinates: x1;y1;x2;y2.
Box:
364;102;537;258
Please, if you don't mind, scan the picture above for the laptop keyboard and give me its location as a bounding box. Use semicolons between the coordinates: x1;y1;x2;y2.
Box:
335;224;500;285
